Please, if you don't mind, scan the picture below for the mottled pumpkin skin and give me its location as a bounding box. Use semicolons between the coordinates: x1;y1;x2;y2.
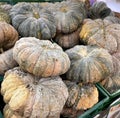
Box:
13;37;70;77
54;28;81;49
1;67;68;118
88;1;113;19
80;19;120;54
0;48;18;75
66;45;113;83
64;81;98;110
10;3;56;40
54;1;86;33
0;22;18;51
101;55;120;93
104;16;120;24
0;8;10;23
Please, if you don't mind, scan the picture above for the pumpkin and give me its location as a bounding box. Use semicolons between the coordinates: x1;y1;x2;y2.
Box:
54;28;81;49
65;45;113;83
54;0;86;33
1;67;68;118
13;37;70;77
0;22;18;51
101;55;120;93
64;81;98;110
0;3;12;13
10;2;56;40
104;16;120;24
0;48;18;75
0;7;10;23
88;1;113;19
80;19;120;54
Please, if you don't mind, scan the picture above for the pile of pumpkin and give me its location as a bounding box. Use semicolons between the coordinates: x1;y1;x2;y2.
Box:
0;0;120;118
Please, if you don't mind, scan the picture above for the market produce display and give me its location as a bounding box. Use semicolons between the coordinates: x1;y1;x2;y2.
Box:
0;0;120;118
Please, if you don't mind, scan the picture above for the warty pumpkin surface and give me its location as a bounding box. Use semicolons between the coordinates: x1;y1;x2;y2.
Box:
54;1;86;33
80;19;120;54
64;81;98;110
13;37;70;77
65;45;113;83
0;48;18;75
54;28;81;49
1;67;68;118
0;22;18;51
104;16;120;24
10;2;56;40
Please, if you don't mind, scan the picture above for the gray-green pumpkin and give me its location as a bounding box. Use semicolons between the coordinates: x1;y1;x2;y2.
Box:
10;2;56;40
66;45;113;83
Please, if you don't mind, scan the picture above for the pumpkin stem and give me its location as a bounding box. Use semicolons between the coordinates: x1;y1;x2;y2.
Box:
0;48;4;53
33;11;40;19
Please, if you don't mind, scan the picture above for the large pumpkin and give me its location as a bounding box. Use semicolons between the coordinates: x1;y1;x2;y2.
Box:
88;1;113;19
54;28;81;49
65;45;113;83
104;16;120;24
54;1;86;33
10;2;56;40
1;67;68;118
13;37;70;77
80;19;120;54
0;48;18;75
0;22;18;51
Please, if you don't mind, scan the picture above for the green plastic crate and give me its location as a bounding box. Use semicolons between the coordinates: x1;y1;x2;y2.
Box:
96;83;120;99
78;84;110;118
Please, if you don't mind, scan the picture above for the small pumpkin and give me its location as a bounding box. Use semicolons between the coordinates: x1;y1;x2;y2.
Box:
88;1;113;19
10;2;56;40
80;19;120;54
0;48;18;75
54;1;86;33
101;55;120;93
0;22;18;51
1;67;68;118
54;28;81;49
13;37;70;77
64;81;98;110
65;45;113;83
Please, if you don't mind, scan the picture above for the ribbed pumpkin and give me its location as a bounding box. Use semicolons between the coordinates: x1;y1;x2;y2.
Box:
0;48;18;75
0;22;18;51
104;16;120;24
54;1;86;33
54;28;81;49
1;67;68;118
101;55;120;93
13;37;70;77
10;2;56;40
65;45;113;83
80;19;120;54
0;8;10;23
88;1;113;19
64;81;98;110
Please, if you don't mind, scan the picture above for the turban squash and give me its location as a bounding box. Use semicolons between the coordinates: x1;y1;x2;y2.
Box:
80;19;120;54
10;2;56;40
65;45;113;83
13;37;70;77
1;67;68;118
0;22;18;51
0;48;18;75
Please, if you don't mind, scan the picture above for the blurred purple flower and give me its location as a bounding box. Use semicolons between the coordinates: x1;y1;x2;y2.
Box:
89;0;96;6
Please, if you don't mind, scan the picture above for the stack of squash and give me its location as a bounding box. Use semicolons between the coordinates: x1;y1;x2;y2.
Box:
0;1;119;118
